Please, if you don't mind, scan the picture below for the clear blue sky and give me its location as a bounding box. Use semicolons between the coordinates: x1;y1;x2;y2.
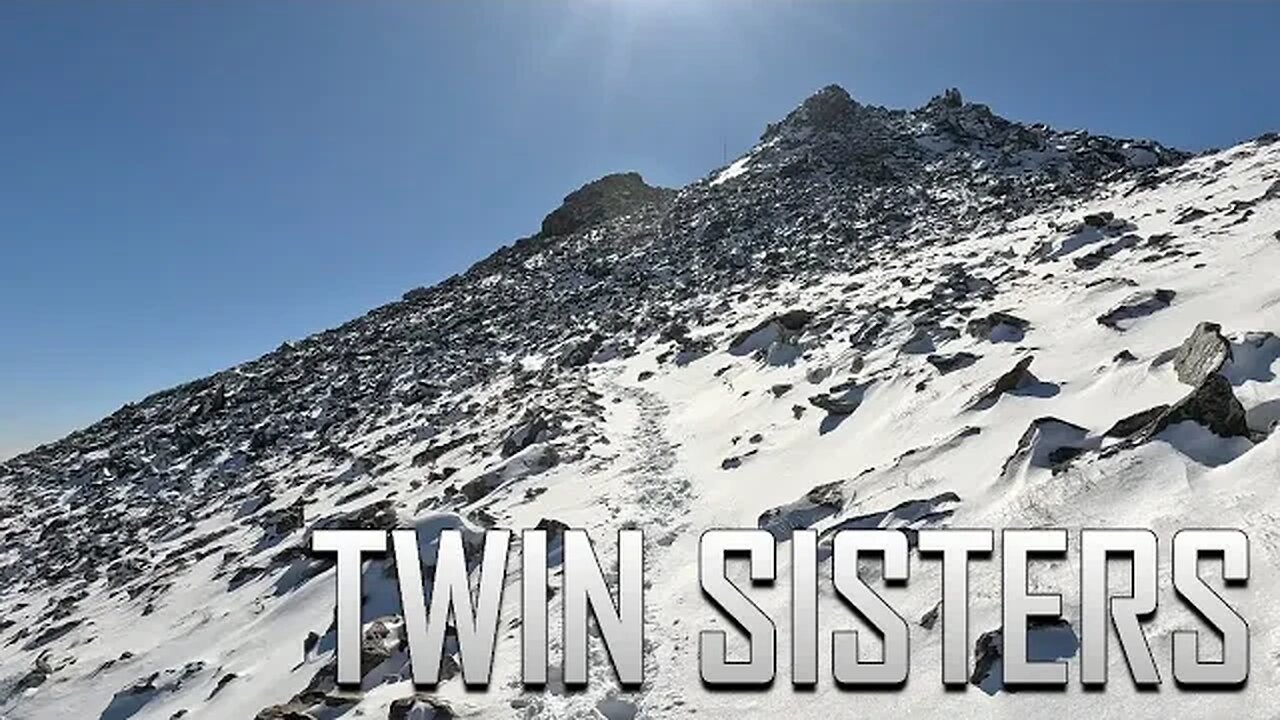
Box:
2;1;1277;459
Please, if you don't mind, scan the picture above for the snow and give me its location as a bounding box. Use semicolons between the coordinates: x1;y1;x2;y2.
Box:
710;156;753;186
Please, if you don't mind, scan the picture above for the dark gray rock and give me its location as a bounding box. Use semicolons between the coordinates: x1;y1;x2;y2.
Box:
1104;406;1169;439
1144;373;1250;439
596;696;639;720
500;410;550;458
1113;349;1138;363
1096;289;1176;330
901;318;961;354
1174;207;1210;225
558;333;605;368
8;659;50;698
809;381;868;415
964;356;1043;411
388;694;455;720
459;444;559;502
1072;234;1141;270
539;172;673;238
757;481;847;540
1082;211;1114;228
919;603;941;630
1000;416;1091;477
927;351;980;374
970;618;1078;693
966;312;1030;342
728;310;813;354
1172;322;1232;386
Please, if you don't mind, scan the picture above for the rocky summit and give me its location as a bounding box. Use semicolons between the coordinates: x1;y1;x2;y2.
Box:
2;85;1280;719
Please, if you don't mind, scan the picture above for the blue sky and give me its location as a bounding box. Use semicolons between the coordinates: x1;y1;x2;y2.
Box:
2;1;1278;459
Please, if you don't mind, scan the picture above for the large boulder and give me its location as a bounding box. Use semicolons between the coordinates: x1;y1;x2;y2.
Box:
1172;322;1233;386
1145;373;1251;439
1109;374;1251;450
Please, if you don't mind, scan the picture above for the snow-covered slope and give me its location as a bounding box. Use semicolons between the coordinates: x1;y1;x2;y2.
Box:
2;86;1279;720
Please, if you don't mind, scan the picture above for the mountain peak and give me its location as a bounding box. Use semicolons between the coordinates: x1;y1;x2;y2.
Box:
761;83;863;141
927;87;965;109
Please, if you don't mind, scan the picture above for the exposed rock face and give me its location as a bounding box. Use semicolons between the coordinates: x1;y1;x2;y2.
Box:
1172;322;1233;386
539;172;674;238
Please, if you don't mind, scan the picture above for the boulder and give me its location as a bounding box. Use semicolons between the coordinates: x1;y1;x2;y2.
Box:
388;694;455;720
966;312;1030;342
1172;322;1232;386
809;381;868;415
901;319;961;354
970;618;1078;693
459;443;559;502
500;410;550;458
728;310;813;356
927;351;980;374
1143;373;1250;439
964;356;1038;411
1103;406;1169;439
757;481;848;540
1072;234;1141;270
1096;289;1176;330
1000;417;1091;477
